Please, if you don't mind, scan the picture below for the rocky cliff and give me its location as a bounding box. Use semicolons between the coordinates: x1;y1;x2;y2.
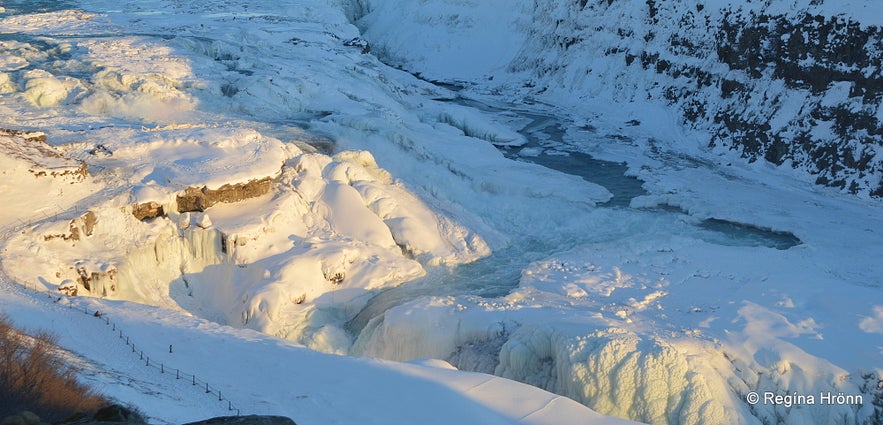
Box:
510;0;882;197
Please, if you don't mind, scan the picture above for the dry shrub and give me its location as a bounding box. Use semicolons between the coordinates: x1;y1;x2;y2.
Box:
0;314;109;421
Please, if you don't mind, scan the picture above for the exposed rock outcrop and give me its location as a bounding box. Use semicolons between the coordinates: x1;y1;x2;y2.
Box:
44;211;98;242
0;128;89;182
176;177;273;213
131;202;165;221
57;404;146;425
509;1;882;197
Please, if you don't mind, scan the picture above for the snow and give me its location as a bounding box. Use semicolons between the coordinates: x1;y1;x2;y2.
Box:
1;132;489;351
0;1;881;425
0;4;622;420
860;306;883;334
0;283;636;425
354;0;531;82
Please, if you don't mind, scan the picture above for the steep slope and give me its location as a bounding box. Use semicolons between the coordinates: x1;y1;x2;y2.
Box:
354;0;883;198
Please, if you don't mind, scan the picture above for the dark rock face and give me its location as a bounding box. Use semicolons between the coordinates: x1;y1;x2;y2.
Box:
176;177;273;213
711;11;882;195
90;405;144;423
57;405;146;425
182;416;297;425
512;1;882;197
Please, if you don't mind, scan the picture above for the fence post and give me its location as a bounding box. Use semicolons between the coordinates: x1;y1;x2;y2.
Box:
21;271;243;419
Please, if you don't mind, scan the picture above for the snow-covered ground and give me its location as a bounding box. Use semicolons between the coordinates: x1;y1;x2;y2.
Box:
0;1;881;424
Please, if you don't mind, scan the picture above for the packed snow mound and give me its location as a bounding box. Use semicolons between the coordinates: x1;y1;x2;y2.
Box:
0;9;100;33
0;16;199;123
353;296;745;425
101;127;290;193
75;36;199;122
353;234;883;424
2;125;489;353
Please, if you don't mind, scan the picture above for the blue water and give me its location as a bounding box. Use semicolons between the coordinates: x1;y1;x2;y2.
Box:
3;0;799;341
346;99;801;337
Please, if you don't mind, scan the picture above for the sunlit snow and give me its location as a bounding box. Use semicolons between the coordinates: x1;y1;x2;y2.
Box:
0;1;881;425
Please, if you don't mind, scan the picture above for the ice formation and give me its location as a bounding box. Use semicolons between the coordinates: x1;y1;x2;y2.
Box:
0;2;880;424
2;126;488;353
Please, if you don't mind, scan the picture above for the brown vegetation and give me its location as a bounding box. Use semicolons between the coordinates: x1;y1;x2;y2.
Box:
0;314;109;421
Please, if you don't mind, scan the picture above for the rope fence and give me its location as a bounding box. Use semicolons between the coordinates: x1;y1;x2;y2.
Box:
4;184;241;416
24;280;241;416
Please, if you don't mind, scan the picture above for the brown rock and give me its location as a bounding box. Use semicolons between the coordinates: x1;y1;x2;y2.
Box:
132;202;165;221
176;178;272;213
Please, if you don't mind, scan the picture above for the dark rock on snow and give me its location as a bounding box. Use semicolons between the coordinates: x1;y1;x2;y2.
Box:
182;416;297;425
